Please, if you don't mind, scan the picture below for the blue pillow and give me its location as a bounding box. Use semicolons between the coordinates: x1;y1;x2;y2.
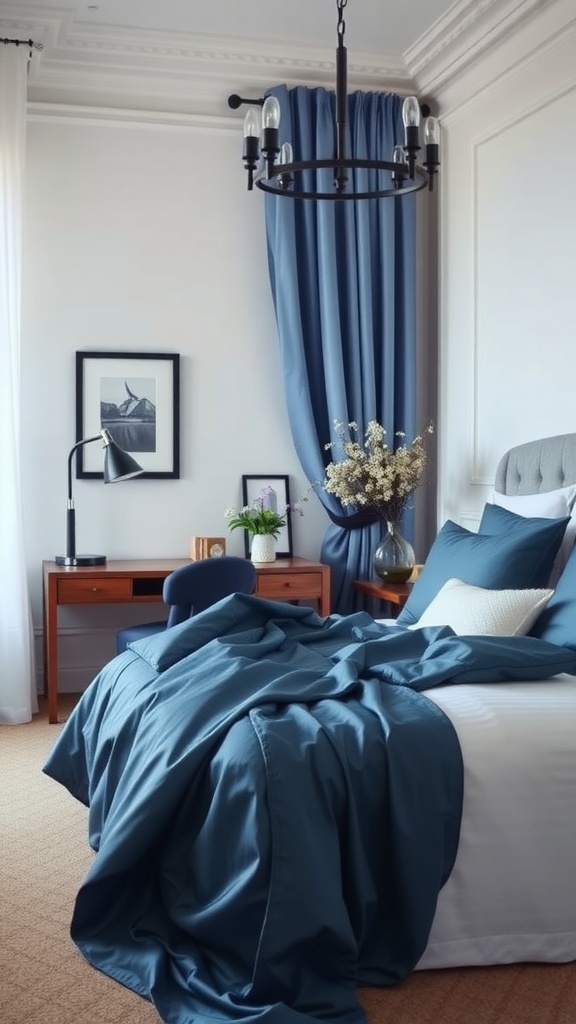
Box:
478;502;569;578
530;543;576;648
397;514;569;626
479;501;569;545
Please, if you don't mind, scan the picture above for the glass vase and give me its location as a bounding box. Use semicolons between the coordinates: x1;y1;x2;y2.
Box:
373;520;415;583
250;534;276;563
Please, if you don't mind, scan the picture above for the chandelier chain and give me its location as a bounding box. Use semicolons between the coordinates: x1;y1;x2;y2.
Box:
337;0;347;40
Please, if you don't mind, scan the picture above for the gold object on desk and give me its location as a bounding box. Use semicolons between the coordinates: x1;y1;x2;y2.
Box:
191;536;227;560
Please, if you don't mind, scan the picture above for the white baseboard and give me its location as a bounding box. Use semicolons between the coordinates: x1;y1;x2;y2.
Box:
34;625;121;694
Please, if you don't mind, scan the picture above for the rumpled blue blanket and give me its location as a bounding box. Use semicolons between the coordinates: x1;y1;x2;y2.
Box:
43;595;576;1024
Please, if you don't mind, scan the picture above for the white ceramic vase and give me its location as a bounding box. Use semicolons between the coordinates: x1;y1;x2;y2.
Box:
251;534;276;563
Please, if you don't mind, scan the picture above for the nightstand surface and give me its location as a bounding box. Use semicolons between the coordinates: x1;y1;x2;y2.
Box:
352;578;411;607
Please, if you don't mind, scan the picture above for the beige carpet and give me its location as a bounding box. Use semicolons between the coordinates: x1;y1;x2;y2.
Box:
2;696;576;1024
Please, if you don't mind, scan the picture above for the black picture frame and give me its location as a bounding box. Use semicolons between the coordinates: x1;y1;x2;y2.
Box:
241;475;293;558
75;351;180;479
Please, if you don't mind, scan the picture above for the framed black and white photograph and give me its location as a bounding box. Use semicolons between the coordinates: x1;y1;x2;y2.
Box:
241;474;293;558
75;351;180;479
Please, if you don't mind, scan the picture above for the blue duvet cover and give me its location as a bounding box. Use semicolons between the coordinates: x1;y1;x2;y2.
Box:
43;594;576;1024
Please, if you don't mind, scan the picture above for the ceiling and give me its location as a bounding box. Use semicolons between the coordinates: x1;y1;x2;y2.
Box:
0;1;536;117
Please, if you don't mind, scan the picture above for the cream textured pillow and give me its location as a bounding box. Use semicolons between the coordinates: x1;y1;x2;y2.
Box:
490;485;576;586
412;578;553;636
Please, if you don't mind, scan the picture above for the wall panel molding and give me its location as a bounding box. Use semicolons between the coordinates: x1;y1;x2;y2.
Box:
470;81;576;485
438;7;576;530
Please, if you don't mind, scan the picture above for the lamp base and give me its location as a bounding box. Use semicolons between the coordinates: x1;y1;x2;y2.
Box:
55;554;107;566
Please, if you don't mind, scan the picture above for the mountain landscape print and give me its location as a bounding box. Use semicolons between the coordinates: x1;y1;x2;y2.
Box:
100;376;156;452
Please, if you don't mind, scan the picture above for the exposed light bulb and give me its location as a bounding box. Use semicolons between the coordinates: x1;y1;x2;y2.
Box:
277;141;294;190
243;108;260;138
424;116;440;146
402;96;420;128
262;95;281;130
391;145;407;189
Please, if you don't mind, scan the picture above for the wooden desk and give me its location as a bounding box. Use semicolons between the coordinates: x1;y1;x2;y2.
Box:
352;578;411;608
43;556;331;723
253;557;330;617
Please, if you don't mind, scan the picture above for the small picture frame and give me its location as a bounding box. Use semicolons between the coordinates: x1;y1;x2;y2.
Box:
241;475;293;558
75;351;180;479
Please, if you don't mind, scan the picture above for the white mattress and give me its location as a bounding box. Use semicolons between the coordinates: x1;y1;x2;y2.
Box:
417;674;576;969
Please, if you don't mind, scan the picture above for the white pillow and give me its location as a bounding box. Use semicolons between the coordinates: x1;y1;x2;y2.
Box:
412;578;553;636
490;485;576;587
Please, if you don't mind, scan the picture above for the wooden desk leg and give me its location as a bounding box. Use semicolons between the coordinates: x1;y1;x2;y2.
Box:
319;570;331;617
44;573;59;724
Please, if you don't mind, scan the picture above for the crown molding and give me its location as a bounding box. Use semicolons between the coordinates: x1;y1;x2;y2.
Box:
406;0;572;105
3;0;568;120
0;6;413;116
26;100;242;133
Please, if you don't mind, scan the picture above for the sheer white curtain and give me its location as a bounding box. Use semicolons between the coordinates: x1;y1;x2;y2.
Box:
0;44;37;723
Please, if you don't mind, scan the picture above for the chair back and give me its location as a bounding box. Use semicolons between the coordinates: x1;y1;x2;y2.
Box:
163;556;257;627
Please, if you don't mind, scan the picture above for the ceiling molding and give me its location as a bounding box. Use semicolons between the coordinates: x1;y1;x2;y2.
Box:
27;100;242;133
1;6;412;115
1;0;565;118
406;0;560;99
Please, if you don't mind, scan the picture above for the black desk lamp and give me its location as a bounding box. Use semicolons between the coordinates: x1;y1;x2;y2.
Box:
55;427;144;566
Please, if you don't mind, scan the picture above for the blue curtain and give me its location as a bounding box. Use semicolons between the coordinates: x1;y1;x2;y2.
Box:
265;86;417;614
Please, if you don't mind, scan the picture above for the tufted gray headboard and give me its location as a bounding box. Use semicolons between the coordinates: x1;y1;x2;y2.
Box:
495;433;576;496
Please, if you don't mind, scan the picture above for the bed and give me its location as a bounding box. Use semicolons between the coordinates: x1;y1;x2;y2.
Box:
43;433;576;1024
415;432;576;968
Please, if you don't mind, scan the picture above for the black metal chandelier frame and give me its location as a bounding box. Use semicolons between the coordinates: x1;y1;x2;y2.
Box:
229;0;440;201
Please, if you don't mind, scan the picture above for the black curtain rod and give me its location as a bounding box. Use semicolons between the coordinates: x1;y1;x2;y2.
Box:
0;37;43;51
228;92;431;118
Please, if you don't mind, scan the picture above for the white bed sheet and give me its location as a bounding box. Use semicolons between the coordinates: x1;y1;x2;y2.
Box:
417;674;576;969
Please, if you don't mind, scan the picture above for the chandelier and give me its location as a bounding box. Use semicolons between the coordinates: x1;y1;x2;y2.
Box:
228;0;440;201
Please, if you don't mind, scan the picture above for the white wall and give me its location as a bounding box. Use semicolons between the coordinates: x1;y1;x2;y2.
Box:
436;5;576;532
21;112;329;689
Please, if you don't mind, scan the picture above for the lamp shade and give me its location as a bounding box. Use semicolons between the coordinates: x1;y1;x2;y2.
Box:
102;428;145;483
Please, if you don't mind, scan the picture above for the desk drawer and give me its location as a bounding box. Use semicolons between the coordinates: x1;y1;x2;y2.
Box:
57;577;132;603
256;572;322;601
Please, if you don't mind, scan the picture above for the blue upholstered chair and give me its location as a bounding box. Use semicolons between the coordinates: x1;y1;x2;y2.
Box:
116;556;257;655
